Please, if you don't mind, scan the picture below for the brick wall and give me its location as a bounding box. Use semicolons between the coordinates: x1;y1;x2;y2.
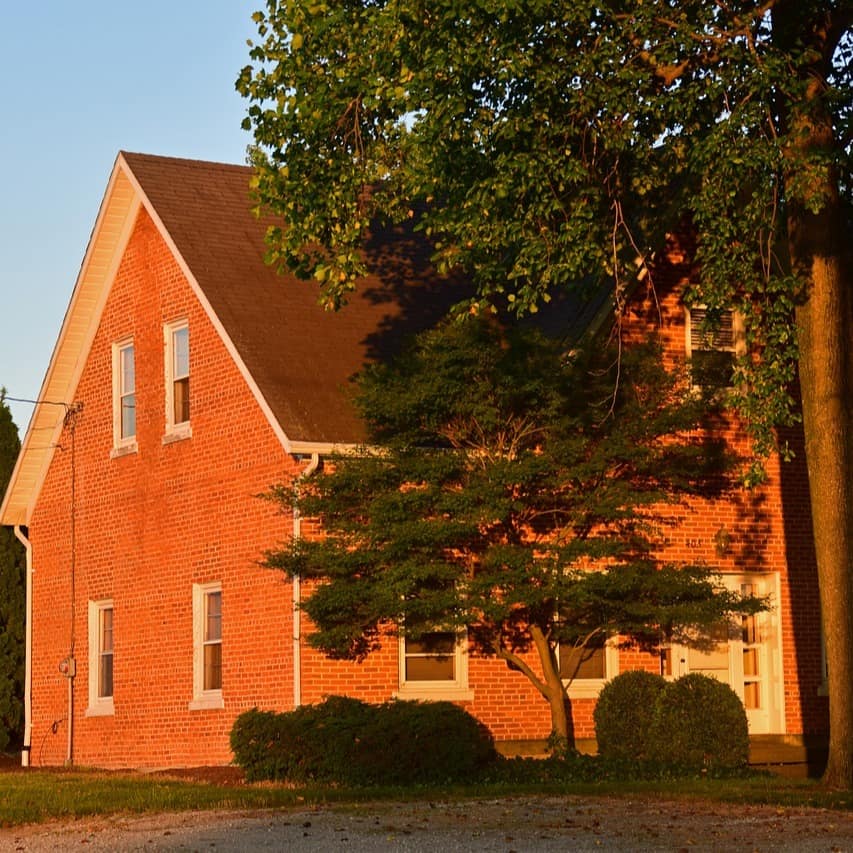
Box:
625;232;826;735
30;209;302;767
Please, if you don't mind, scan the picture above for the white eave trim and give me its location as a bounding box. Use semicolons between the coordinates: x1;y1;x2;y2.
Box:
287;440;359;456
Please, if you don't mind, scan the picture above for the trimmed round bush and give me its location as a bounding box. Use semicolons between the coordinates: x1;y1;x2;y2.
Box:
649;673;749;768
231;695;496;785
593;670;667;761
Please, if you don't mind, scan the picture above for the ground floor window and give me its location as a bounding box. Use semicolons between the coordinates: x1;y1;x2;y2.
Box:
190;582;223;710
559;633;618;698
86;599;114;716
559;634;607;680
397;629;473;700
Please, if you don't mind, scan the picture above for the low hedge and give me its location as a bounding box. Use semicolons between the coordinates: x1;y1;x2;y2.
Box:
230;695;496;785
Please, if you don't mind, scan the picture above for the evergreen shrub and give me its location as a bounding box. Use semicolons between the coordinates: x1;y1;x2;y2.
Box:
230;695;496;785
593;670;667;760
649;673;750;768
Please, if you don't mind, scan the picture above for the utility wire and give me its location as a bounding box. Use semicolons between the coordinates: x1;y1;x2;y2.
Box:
2;396;74;409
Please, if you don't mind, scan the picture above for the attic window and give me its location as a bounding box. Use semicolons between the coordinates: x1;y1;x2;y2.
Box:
110;339;137;456
686;306;745;388
164;320;191;440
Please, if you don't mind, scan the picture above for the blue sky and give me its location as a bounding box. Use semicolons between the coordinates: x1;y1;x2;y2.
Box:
0;2;259;433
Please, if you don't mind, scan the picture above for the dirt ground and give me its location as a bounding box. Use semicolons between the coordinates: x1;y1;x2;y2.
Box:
4;794;853;851
2;757;853;851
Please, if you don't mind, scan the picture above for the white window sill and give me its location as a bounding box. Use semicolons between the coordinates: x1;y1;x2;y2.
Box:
563;679;607;699
163;424;192;445
110;442;138;459
85;700;115;717
395;685;474;702
188;691;223;711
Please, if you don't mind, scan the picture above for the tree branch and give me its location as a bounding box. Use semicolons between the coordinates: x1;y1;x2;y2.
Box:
495;646;550;698
616;0;782;88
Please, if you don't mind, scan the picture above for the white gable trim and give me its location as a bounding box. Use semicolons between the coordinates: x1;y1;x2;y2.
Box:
1;161;141;526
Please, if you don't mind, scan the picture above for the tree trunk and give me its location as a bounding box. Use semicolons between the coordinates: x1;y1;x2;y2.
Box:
794;249;853;788
529;625;574;750
780;18;853;785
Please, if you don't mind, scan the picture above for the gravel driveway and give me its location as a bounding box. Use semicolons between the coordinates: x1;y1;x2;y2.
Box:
4;796;853;852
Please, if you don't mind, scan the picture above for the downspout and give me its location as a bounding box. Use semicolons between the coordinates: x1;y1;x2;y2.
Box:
13;525;32;768
292;453;320;709
64;402;82;767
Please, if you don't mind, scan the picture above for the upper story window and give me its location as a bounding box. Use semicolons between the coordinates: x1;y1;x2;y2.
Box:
164;320;191;440
86;599;114;716
111;340;137;456
397;628;473;700
685;306;745;388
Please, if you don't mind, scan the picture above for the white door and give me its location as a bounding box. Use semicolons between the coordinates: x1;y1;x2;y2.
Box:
665;574;783;734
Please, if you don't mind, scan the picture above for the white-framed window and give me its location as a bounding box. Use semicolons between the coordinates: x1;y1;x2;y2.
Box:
110;339;137;456
164;320;191;441
559;634;619;699
86;599;114;716
685;305;745;388
189;582;223;710
396;629;473;700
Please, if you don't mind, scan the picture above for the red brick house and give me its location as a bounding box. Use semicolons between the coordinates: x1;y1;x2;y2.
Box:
0;152;827;769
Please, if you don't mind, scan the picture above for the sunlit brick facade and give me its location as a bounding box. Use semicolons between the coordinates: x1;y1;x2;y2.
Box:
3;155;827;769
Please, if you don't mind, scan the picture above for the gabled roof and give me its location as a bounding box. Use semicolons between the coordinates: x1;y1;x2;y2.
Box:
0;152;469;526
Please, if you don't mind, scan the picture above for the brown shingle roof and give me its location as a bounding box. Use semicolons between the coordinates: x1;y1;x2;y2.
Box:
122;152;469;447
0;151;609;526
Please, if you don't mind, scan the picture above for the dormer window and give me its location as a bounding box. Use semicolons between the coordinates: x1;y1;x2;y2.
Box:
685;306;745;388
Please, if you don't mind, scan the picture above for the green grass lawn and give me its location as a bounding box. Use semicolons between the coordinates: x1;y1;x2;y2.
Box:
0;768;851;827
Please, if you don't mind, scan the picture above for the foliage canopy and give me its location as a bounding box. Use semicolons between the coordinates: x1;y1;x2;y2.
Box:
240;0;853;786
265;320;762;742
238;0;848;455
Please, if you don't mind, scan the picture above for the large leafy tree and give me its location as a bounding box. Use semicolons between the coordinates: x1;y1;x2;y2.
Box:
0;392;25;752
239;0;853;786
264;320;761;746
